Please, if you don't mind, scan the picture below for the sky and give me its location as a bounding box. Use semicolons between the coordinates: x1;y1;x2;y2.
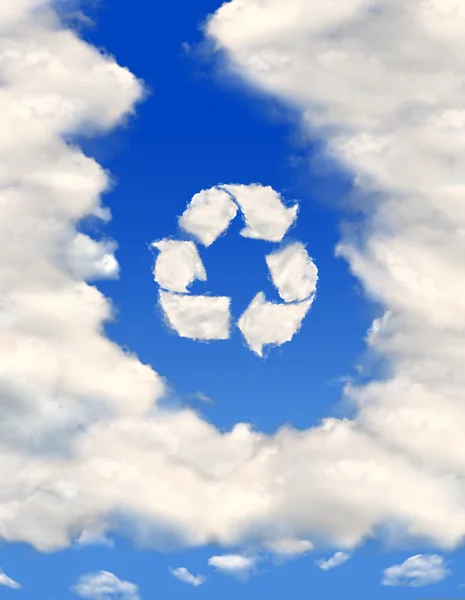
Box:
2;0;465;599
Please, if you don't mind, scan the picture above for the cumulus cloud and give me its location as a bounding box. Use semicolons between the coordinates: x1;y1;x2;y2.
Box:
0;569;21;590
381;554;450;588
152;239;206;293
266;242;318;302
222;184;298;242
6;0;465;566
208;554;256;579
159;291;231;340
238;292;311;355
72;571;140;600
316;551;350;571
170;567;206;586
178;187;238;246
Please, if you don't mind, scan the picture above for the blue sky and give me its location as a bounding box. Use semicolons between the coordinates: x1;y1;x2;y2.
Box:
83;0;369;431
3;0;465;599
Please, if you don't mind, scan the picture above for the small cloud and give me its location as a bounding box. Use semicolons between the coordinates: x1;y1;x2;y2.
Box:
316;551;351;571
381;554;450;588
208;554;256;580
170;567;205;587
72;571;140;600
0;569;21;590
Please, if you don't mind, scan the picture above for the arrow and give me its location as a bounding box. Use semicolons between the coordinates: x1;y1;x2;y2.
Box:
238;292;312;357
222;184;298;242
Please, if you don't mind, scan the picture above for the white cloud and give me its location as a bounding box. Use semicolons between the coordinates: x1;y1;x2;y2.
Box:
0;570;21;590
222;184;298;242
178;187;238;246
170;567;206;587
159;291;231;340
208;554;256;579
381;554;450;588
72;571;140;600
316;551;350;571
152;239;206;293
238;292;311;355
268;539;313;556
266;242;318;302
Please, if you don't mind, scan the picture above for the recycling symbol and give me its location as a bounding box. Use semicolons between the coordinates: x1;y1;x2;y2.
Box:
152;184;318;356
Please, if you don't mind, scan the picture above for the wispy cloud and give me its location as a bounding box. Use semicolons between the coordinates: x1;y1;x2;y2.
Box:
170;567;206;587
316;551;351;571
0;569;21;590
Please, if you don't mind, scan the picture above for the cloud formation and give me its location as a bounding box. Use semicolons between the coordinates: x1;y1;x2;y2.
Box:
153;183;316;350
72;571;140;600
5;0;465;566
381;554;450;588
170;567;206;586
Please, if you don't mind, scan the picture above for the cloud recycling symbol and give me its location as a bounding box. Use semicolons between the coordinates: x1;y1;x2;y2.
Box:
152;184;318;356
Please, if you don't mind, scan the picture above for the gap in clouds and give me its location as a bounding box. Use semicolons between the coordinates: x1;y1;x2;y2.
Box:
81;0;371;434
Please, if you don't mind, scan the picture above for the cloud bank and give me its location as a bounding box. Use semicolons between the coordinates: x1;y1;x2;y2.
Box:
3;0;465;565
